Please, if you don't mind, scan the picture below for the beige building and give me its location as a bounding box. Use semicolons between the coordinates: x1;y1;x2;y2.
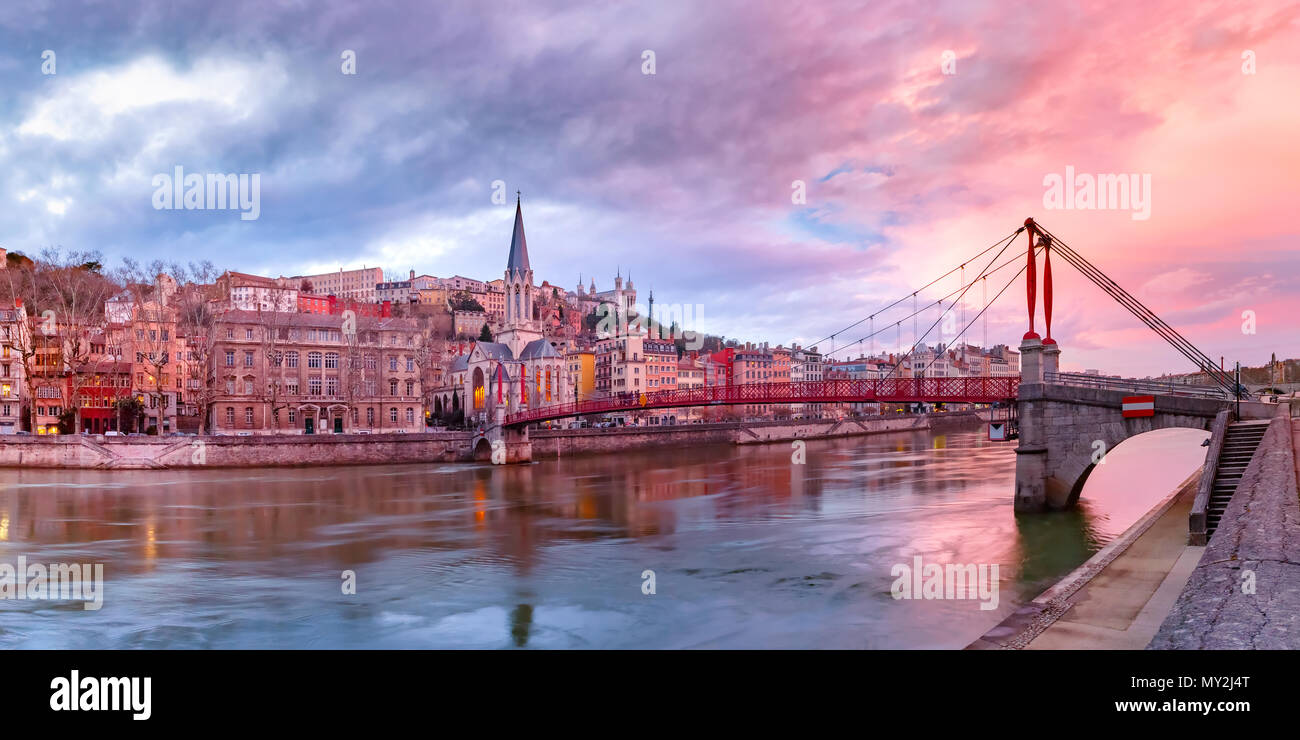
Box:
209;310;425;435
291;266;384;303
595;333;646;397
0;301;28;434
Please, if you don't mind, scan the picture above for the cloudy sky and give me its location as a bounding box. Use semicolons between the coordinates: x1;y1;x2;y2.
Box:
1;0;1296;376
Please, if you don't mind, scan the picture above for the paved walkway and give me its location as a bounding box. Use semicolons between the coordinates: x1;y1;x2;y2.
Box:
969;474;1201;650
1026;485;1201;649
1149;408;1300;649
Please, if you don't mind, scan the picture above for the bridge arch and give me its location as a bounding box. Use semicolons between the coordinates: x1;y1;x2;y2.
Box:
1060;426;1212;510
472;437;493;462
1014;382;1222;511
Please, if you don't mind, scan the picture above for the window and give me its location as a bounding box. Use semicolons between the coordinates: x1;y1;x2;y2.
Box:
389;379;398;395
244;380;254;395
225;407;235;426
287;380;299;395
390;407;398;423
308;352;322;368
245;328;254;340
309;377;322;395
286;351;299;368
244;350;254;367
245;407;254;425
325;352;338;369
366;408;374;426
225;351;235;367
326;377;338;395
288;409;296;423
405;407;414;423
405;380;414;396
389;356;397;371
406;358;414;372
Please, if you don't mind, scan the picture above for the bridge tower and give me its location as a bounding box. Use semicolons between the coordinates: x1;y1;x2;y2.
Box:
1015;218;1059;512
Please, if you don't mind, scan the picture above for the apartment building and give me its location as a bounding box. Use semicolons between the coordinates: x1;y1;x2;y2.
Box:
595;333;646;397
0;302;27;434
209;311;425;435
292;267;384;303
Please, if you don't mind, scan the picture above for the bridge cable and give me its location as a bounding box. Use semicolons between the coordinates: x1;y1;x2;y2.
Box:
912;257;1033;378
807;228;1023;351
1032;223;1237;396
822;244;1033;358
882;233;1024;378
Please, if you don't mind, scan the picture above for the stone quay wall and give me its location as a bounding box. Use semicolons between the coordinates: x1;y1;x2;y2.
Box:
531;411;981;458
0;432;479;470
1149;404;1300;649
0;411;985;469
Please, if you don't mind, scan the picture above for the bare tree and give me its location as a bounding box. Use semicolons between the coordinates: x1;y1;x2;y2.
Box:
41;249;119;433
0;257;46;432
168;261;222;433
118;258;178;434
255;300;296;433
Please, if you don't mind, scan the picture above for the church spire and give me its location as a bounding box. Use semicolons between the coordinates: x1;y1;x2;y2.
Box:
506;193;530;277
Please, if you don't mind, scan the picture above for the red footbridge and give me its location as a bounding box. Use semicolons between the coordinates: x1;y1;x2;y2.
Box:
504;376;1020;427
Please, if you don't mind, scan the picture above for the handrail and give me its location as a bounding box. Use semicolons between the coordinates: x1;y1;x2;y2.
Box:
504;376;1020;426
1044;371;1228;400
1189;409;1229;545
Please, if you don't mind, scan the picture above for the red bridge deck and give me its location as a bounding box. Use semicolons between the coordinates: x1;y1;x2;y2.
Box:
504;376;1020;426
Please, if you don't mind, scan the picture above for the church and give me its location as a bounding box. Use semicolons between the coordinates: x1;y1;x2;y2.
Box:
434;197;569;427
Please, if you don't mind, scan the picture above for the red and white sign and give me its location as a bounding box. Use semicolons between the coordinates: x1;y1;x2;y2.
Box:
1121;395;1155;418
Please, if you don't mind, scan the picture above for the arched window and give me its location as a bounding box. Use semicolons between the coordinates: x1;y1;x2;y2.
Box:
545;368;551;402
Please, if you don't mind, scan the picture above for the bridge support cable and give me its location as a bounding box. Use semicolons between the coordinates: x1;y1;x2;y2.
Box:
822;245;1032;358
884;234;1026;378
913;257;1032;378
1031;223;1237;396
808;229;1023;352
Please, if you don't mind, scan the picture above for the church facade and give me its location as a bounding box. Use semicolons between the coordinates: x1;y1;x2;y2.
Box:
432;197;570;427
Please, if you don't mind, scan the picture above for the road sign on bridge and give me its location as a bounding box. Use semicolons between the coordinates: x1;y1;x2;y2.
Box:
1121;395;1156;418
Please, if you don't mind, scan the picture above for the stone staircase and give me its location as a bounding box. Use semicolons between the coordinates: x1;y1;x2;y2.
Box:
1205;420;1270;538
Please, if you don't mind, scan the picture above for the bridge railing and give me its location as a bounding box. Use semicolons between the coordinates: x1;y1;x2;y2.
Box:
1044;371;1228;400
504;376;1020;426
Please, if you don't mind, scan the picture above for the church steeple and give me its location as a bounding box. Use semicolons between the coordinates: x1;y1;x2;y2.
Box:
506;192;530;278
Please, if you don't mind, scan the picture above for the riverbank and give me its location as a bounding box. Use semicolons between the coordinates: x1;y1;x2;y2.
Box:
1148;405;1300;649
533;410;983;458
968;470;1204;649
0;410;985;469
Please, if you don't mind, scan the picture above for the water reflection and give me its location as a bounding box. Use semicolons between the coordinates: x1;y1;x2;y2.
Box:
0;427;1191;649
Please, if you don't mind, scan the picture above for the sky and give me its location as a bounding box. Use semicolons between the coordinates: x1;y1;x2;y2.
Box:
0;0;1296;377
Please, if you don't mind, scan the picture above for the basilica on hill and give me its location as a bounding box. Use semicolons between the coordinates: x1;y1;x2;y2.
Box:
431;197;570;426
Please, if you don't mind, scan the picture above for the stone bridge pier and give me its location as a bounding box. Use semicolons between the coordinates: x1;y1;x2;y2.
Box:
1013;340;1226;512
477;408;532;463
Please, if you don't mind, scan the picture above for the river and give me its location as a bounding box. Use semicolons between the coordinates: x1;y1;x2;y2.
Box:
0;425;1207;648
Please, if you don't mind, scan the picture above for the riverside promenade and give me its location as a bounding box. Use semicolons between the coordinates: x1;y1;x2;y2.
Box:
1149;405;1300;649
971;402;1300;650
